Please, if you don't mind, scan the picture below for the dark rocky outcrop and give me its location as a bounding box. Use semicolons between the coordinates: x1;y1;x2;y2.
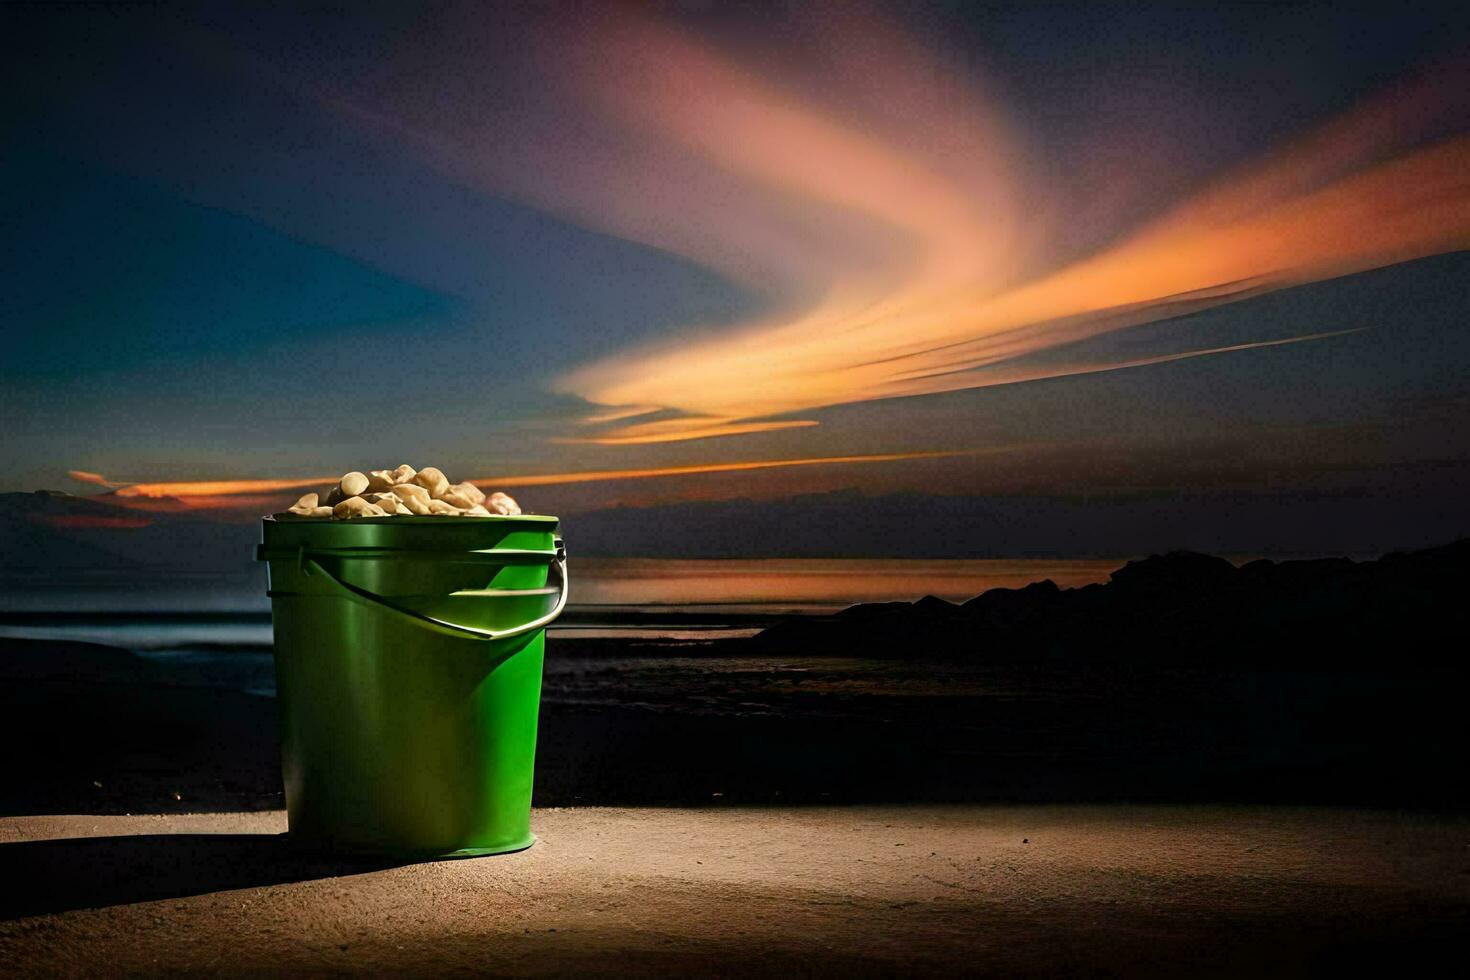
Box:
960;579;1062;629
749;538;1470;667
1107;550;1237;594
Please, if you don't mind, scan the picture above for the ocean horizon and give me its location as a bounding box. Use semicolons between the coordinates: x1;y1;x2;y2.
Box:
0;557;1136;695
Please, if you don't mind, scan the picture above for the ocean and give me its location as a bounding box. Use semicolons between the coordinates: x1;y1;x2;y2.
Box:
0;557;1125;697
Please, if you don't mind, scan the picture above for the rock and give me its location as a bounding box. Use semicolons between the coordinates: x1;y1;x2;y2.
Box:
339;472;370;497
366;470;396;492
450;482;486;506
835;602;911;621
277;466;529;520
439;488;478;509
287;492;318;515
1108;551;1236;594
413;467;450;499
743;537;1470;668
333;496;379;519
390;484;432;514
961;580;1061;628
912;595;960;618
487;491;521;515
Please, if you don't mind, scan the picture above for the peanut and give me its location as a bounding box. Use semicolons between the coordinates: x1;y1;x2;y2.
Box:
413;466;450;498
339;471;369;497
333;496;379;519
487;492;521;516
284;466;526;520
439;488;477;509
390;483;432;514
450;482;486;506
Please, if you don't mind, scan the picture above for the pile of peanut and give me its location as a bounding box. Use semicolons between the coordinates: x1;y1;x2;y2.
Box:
283;465;522;519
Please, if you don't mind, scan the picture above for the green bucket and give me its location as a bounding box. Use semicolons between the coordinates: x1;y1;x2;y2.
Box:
255;514;566;857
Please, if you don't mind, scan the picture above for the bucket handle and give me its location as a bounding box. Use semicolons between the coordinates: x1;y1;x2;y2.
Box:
298;538;568;642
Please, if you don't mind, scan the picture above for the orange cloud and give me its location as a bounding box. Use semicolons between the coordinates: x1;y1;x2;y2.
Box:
113;476;335;499
472;449;982;488
580;405;663;425
75;449;978;511
917;328;1371;395
559;419;819;446
98;492;308;515
547;35;1470;441
299;7;1468;444
68;469;127;489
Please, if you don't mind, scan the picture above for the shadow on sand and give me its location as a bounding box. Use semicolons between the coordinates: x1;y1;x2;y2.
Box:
0;833;407;920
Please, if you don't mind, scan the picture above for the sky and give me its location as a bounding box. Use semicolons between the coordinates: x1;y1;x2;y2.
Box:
3;2;1469;551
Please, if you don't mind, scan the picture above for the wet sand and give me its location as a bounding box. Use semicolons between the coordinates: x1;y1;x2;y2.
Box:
2;806;1466;977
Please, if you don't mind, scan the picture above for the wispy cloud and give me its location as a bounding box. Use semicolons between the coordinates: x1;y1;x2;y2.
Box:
471;449;982;487
289;6;1468;444
73;449;979;511
558;419;819;447
68;469;128;489
545;24;1468;441
890;328;1370;397
113;476;336;499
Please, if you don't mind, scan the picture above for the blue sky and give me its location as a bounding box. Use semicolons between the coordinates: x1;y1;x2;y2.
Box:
2;2;1467;547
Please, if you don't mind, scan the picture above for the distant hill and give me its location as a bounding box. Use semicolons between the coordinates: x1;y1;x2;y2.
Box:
0;491;260;580
749;538;1470;668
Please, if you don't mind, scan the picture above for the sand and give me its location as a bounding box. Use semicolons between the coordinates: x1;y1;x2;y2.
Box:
2;805;1466;976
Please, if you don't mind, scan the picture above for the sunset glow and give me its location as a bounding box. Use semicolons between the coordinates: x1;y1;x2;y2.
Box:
471;449;982;488
111;477;336;499
307;8;1469;445
10;2;1468;544
541;27;1470;442
74;449;980;512
7;6;1470;964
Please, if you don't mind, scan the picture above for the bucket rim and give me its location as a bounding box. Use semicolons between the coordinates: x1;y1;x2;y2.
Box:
263;513;560;524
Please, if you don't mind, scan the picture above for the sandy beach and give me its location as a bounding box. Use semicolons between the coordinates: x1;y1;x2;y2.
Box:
2;540;1467;975
2;805;1466;976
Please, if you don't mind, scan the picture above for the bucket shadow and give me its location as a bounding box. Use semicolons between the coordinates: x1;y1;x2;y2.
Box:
0;833;408;920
